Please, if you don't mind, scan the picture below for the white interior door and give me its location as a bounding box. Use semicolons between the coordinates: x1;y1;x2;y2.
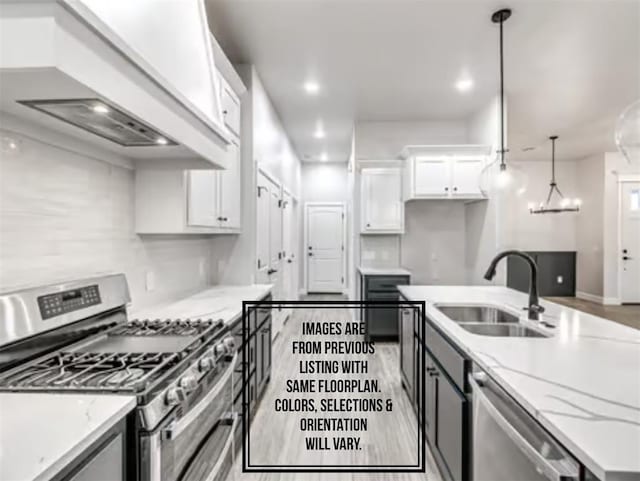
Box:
621;181;640;303
306;204;344;293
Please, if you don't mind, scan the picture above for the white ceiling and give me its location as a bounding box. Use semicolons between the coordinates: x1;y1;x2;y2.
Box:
206;0;640;163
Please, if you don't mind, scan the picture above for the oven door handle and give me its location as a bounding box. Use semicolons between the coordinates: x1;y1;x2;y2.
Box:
166;352;238;438
202;412;238;481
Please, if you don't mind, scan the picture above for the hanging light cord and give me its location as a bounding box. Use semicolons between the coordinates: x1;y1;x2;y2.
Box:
499;15;506;167
545;135;564;204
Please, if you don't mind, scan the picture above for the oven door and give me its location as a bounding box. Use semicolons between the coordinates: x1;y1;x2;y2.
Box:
140;352;238;481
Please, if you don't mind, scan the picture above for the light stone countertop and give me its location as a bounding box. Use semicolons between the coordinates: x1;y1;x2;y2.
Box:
0;393;135;481
398;285;640;481
357;266;411;276
130;284;273;325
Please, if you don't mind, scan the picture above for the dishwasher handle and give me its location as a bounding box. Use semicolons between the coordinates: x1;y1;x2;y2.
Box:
470;373;579;481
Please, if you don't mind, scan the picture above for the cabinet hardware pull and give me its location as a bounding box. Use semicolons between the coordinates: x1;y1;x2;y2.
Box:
444;187;449;191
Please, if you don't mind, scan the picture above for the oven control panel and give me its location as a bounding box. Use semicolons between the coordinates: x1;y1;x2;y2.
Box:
37;285;101;320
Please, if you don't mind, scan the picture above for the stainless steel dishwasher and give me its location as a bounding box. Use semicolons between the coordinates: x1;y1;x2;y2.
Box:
470;370;580;481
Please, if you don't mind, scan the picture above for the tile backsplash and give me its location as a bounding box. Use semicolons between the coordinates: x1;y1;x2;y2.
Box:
0;131;219;310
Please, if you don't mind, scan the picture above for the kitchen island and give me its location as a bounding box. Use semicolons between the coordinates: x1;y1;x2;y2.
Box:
399;285;640;481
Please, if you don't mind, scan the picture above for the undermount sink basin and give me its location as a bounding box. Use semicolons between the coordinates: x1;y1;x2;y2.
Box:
459;323;549;338
434;305;520;324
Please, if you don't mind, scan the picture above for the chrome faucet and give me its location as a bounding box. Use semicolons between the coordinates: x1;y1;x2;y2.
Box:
484;250;545;320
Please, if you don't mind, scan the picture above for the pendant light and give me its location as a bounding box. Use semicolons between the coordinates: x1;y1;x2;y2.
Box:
479;8;528;197
529;136;581;214
615;99;640;165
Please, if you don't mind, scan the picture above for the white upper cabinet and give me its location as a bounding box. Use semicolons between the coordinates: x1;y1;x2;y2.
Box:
361;167;404;234
217;140;241;229
451;158;484;197
187;171;218;227
219;73;241;138
401;145;490;201
414;158;450;196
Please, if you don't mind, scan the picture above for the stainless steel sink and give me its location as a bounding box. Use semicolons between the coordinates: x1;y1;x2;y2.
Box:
434;304;550;338
459;323;549;338
434;305;520;324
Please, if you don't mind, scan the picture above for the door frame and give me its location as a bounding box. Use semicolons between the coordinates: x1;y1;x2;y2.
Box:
617;174;640;304
303;202;347;295
255;167;282;282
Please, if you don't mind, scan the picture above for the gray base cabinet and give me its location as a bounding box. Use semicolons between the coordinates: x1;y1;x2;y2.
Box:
361;273;410;341
405;308;471;481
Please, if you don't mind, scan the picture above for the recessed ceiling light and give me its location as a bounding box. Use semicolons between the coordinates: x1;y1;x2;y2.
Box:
155;136;169;145
313;128;325;139
455;78;474;92
303;81;320;95
320;152;329;161
91;103;110;114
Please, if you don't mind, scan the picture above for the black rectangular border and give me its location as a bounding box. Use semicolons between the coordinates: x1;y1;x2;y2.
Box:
241;300;426;473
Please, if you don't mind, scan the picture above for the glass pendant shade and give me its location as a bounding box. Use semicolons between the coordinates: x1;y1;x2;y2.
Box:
615;100;640;165
479;157;528;198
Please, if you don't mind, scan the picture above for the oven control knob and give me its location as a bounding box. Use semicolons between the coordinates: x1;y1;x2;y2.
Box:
165;387;182;406
214;342;227;356
198;355;216;372
180;375;197;393
223;337;236;351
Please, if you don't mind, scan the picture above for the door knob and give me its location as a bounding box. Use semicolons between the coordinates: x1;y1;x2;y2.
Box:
287;259;292;264
623;256;632;260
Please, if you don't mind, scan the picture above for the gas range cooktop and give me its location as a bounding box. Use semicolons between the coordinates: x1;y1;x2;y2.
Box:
0;274;239;431
0;318;224;393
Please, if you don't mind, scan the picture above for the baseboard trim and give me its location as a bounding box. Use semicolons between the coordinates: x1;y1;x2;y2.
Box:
603;297;622;306
576;291;604;304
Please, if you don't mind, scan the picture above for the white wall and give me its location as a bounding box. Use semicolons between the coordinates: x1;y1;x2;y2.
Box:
354;121;468;160
301;163;348;203
502;160;578;251
0;128;222;310
402;201;467;285
575;153;605;298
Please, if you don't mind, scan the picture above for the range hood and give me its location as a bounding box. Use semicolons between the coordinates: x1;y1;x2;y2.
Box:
0;1;232;169
19;99;177;147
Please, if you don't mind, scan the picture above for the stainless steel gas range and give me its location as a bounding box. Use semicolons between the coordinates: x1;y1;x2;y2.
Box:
0;274;267;481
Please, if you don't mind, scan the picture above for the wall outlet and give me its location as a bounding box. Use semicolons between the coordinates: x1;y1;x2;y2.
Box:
145;271;156;292
556;275;564;284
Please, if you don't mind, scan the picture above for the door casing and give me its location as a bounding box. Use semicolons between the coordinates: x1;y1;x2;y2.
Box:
303;202;347;294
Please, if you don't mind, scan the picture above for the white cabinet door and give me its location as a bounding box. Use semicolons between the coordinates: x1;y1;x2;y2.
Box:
219;76;241;137
413;158;450;196
361;168;403;233
217;141;241;229
451;158;484;197
187;171;217;227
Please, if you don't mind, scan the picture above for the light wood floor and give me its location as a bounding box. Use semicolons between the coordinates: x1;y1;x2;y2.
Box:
226;297;442;481
546;297;640;330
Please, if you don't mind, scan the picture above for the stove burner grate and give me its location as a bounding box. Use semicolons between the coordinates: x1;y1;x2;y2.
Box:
0;351;180;392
